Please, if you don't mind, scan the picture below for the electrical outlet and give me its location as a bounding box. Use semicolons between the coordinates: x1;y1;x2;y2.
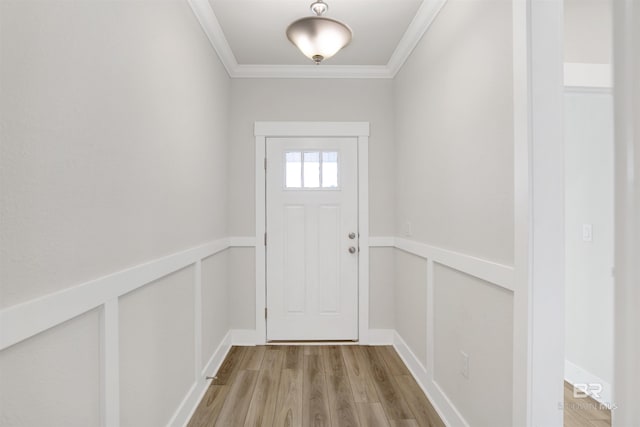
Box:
460;351;469;379
582;224;593;242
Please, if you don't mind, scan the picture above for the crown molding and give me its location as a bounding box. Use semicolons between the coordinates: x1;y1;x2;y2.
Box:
188;0;447;79
233;64;393;79
386;0;448;75
187;0;238;75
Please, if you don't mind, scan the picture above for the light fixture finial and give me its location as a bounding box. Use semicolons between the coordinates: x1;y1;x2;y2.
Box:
310;0;328;16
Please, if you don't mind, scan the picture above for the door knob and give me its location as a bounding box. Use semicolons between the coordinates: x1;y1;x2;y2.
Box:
348;246;357;254
348;232;356;239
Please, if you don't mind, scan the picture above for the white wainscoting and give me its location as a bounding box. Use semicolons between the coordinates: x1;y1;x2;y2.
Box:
370;236;513;291
0;238;237;427
2;235;514;427
1;239;227;351
382;236;515;427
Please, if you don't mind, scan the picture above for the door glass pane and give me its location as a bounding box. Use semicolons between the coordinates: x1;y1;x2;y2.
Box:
322;151;339;188
285;152;302;188
303;152;320;188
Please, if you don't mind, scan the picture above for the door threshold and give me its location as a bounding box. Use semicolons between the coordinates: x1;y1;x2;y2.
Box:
265;340;359;345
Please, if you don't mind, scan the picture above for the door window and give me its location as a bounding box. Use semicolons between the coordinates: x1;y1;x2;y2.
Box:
284;150;339;189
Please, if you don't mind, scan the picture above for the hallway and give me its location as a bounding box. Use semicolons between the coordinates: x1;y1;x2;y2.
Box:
1;0;639;426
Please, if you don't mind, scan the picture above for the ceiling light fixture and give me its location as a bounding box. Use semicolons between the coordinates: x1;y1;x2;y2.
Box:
286;0;353;65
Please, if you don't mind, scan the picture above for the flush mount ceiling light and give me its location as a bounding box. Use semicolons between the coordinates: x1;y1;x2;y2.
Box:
286;0;353;65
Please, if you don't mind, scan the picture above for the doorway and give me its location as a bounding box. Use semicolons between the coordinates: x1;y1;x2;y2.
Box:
563;86;614;426
563;1;615;424
254;122;371;344
265;137;359;341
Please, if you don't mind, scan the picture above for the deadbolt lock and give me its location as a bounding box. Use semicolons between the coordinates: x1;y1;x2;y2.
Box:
348;232;356;239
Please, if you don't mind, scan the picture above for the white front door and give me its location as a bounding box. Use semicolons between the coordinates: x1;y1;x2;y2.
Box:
266;137;359;341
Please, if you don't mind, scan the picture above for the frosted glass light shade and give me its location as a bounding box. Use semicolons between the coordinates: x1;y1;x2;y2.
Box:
286;16;352;64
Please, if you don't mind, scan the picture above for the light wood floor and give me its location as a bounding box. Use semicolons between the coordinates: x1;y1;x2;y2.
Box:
563;381;612;427
188;345;445;427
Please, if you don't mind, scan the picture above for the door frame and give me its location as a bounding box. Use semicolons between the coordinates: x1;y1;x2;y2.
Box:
514;1;640;425
613;1;640;424
254;121;370;345
512;0;565;425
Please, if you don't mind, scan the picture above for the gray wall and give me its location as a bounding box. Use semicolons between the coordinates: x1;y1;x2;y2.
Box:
565;0;612;64
393;0;515;425
0;1;231;425
394;0;514;266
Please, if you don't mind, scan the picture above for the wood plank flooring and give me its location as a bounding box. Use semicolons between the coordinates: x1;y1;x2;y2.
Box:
189;346;613;427
188;345;445;427
563;381;612;427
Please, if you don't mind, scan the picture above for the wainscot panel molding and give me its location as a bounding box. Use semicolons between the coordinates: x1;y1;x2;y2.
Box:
1;235;513;426
0;239;230;351
0;239;233;427
388;236;514;427
227;234;513;292
394;237;515;292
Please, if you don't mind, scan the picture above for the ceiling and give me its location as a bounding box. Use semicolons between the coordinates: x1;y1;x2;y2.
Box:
188;0;447;78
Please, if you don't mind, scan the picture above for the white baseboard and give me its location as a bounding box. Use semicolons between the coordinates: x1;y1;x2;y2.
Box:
368;329;395;345
169;330;232;427
393;331;469;427
564;359;613;405
393;332;429;385
231;329;259;345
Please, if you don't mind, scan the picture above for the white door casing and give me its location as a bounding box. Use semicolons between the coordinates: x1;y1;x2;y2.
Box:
254;122;370;345
266;138;358;341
